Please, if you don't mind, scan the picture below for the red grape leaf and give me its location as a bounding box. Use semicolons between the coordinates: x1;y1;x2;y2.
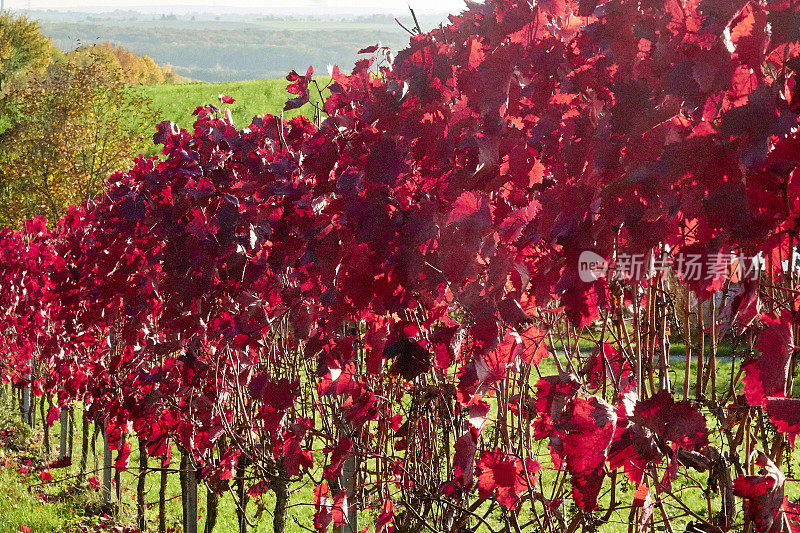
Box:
114;441;132;473
386;335;431;381
358;44;379;54
314;482;333;532
609;412;661;483
765;397;800;447
476;448;539;511
452;427;479;491
332;489;349;527
45;405;61;427
768;9;800;48
743;312;794;406
281;435;314;476
533;373;581;438
323;437;353;481
632;390;710;451
375;499;395;533
248;375;298;411
248;480;269;497
46;456;72;469
698;0;749;28
734;453;786;533
559;396;617;511
581;343;635;392
633;484;656;530
218;449;240;481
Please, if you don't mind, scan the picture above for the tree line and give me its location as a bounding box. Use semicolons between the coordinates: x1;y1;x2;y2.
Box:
0;13;178;230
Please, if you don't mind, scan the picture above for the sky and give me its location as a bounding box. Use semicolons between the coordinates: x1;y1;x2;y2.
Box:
4;0;470;15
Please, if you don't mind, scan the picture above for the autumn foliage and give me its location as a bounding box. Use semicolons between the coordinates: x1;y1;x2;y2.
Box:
1;0;800;531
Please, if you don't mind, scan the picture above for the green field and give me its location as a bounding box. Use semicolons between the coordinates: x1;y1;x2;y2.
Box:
127;78;327;158
135;78;326;132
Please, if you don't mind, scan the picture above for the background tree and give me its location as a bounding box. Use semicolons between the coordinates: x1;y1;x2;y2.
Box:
0;59;156;228
0;13;52;96
67;42;185;85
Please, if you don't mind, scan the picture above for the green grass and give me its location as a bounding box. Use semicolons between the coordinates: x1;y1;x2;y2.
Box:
135;78;326;132
0;398;317;533
0;466;77;533
0;406;80;533
129;78;327;158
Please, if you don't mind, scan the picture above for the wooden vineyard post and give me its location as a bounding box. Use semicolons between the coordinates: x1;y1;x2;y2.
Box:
158;462;168;533
102;421;113;507
30;391;36;427
21;375;31;426
338;321;359;533
137;437;148;532
235;455;249;533
42;395;51;456
59;409;69;458
115;432;126;506
181;448;198;533
78;409;90;484
68;407;74;456
270;462;290;533
185;465;198;533
204;482;219;533
340;454;358;533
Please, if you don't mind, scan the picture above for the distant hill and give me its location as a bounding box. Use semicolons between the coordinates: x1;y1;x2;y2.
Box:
34;11;453;82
